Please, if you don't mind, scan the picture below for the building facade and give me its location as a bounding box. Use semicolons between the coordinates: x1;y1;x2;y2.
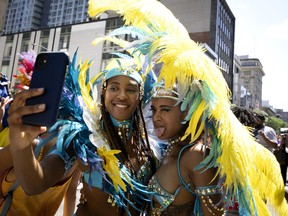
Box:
0;0;8;33
3;0;89;35
0;21;106;87
238;55;265;109
1;0;237;96
4;0;45;34
47;0;89;27
161;0;235;93
233;55;253;108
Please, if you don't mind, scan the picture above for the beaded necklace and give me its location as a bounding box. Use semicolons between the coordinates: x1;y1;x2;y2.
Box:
110;115;133;144
109;115;148;177
162;136;182;158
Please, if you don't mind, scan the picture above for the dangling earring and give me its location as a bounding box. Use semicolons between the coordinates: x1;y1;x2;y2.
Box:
139;85;144;101
101;80;107;95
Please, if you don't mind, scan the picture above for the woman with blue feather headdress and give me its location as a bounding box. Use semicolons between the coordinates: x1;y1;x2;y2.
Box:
7;48;159;216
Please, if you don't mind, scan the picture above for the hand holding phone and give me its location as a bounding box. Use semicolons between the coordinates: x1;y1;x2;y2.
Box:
22;52;69;127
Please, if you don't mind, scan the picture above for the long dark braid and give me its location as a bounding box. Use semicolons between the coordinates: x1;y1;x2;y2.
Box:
100;80;157;215
100;87;156;174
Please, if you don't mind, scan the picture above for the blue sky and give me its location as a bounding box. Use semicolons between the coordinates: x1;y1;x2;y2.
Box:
226;0;288;111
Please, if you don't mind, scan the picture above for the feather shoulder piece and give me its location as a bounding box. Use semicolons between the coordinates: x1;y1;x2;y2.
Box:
46;49;157;215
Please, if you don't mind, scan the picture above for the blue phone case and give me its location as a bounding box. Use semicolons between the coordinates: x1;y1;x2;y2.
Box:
22;52;69;127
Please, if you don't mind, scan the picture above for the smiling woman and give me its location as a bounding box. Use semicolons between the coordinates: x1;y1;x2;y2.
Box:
104;75;140;121
7;50;158;216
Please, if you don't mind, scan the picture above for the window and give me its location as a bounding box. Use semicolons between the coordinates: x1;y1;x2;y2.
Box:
4;43;13;58
58;26;71;50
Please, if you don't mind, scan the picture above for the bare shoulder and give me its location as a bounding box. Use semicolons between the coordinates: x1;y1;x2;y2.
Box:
180;142;210;170
180;143;218;187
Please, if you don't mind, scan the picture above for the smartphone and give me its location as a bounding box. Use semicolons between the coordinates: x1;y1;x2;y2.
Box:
22;51;69;127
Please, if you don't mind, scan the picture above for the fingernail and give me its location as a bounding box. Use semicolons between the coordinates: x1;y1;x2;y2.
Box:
39;104;45;110
37;88;44;91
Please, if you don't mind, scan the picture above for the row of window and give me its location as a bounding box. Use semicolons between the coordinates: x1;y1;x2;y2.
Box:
50;6;84;16
1;26;71;69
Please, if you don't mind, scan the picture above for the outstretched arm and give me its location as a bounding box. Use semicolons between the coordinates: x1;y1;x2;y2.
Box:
7;88;69;195
63;164;82;216
258;130;278;149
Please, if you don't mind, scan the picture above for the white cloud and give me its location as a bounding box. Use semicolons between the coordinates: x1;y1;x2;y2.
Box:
266;19;288;40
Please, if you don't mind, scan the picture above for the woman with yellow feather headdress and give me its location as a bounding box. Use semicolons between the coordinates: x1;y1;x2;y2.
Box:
88;0;288;215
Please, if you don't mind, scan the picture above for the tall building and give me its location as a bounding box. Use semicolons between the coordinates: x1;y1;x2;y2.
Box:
161;0;235;93
3;0;89;35
4;0;45;34
47;0;89;27
238;55;265;109
0;0;8;33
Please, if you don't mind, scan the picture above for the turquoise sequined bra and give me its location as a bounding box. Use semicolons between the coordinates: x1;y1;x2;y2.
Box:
147;143;224;215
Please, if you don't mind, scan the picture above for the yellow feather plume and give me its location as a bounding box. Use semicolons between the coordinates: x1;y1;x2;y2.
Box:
97;146;127;192
182;100;205;142
78;60;96;111
88;0;189;37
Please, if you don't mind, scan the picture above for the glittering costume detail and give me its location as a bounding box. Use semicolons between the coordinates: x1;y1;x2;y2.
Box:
148;144;223;215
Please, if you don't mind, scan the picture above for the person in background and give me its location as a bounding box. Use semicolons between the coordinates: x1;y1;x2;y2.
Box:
0;96;13;147
253;113;278;152
0;134;78;216
0;73;10;100
231;105;258;128
0;72;12;142
278;133;288;184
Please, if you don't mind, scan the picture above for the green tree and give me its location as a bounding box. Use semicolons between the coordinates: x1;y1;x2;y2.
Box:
266;116;288;133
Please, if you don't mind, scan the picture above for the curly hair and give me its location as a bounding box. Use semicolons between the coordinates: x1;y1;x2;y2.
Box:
231;106;259;127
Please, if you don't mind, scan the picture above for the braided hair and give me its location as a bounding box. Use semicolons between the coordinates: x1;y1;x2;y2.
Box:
100;80;156;175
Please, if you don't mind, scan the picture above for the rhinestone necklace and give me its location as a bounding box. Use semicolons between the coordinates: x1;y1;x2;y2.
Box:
162;136;181;158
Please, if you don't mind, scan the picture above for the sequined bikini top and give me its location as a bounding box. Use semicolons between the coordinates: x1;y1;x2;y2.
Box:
147;143;223;215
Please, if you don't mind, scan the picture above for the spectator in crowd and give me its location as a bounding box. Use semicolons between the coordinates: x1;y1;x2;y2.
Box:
253;113;278;152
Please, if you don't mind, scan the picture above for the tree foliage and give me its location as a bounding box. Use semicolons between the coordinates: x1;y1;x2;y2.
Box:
266;116;288;133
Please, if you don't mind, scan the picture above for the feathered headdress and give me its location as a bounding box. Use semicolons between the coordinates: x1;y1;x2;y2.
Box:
88;0;288;215
45;49;155;215
13;50;37;89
